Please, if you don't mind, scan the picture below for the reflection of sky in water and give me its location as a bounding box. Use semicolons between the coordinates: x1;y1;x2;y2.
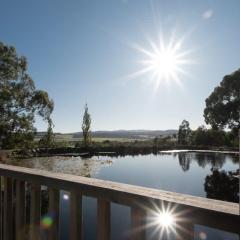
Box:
7;152;239;240
195;225;239;240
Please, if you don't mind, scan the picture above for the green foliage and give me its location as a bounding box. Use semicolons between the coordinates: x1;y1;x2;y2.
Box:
204;69;240;132
82;104;91;146
189;126;238;147
178;120;191;144
0;41;54;149
38;122;55;149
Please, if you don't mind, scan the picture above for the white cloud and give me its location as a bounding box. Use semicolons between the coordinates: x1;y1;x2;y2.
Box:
202;9;213;20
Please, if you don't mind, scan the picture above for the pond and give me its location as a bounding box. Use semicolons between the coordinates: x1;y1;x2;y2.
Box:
7;151;239;240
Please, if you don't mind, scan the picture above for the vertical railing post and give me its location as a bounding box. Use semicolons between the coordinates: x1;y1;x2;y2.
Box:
3;177;13;240
0;176;3;240
15;180;26;240
97;198;111;240
131;207;146;240
0;177;2;240
70;191;82;240
48;188;60;240
29;184;41;240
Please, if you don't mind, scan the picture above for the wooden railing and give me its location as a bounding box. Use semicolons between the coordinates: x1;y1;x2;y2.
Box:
0;163;239;240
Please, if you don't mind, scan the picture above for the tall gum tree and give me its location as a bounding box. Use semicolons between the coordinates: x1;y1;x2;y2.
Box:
204;69;240;132
0;42;54;149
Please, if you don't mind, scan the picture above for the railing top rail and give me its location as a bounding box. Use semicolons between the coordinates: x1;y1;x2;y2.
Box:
0;164;238;217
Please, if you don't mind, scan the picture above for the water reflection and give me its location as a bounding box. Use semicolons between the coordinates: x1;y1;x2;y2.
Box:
6;156;113;177
204;169;239;203
177;152;237;172
178;153;191;171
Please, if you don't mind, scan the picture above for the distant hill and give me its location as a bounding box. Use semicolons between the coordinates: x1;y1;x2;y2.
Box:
36;129;178;140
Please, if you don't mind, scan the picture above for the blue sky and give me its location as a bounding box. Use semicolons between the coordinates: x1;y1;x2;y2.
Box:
1;0;239;132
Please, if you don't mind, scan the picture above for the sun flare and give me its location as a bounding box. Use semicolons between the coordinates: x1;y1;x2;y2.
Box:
157;211;174;227
129;32;193;89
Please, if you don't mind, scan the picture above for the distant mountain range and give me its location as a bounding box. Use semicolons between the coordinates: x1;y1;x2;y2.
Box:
36;129;178;140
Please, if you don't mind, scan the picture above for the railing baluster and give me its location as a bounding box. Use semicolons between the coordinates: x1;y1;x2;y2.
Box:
70;191;82;240
29;184;41;240
131;207;146;240
97;198;110;240
15;180;26;240
3;177;13;240
0;177;2;240
48;188;60;240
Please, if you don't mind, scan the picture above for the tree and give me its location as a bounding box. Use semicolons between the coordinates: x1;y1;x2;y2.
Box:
82;104;91;146
190;126;227;147
204;69;240;133
178;120;191;144
39;121;55;149
0;42;54;149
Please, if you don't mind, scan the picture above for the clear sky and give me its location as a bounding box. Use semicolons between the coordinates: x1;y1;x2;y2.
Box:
1;0;239;132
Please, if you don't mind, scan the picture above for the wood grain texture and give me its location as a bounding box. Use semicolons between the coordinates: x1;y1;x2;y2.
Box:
97;199;110;240
0;177;2;240
15;180;26;240
70;190;82;240
131;207;146;240
48;188;60;240
29;184;41;240
3;177;13;240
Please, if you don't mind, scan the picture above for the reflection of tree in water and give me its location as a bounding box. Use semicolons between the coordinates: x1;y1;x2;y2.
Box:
178;153;191;171
177;152;238;172
204;169;239;203
195;153;226;169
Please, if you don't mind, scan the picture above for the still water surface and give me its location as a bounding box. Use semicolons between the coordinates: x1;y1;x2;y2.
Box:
8;151;239;240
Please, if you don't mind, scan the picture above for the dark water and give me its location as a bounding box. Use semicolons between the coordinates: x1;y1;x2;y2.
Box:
8;151;240;239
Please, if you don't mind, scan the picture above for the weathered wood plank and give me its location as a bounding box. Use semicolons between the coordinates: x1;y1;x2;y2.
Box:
131;207;146;240
0;164;237;214
29;184;41;240
97;199;111;240
0;164;238;234
15;180;26;240
3;177;13;240
48;188;59;240
70;191;82;240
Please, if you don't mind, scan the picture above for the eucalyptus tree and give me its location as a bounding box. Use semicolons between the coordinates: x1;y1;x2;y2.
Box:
204;69;240;133
0;41;54;149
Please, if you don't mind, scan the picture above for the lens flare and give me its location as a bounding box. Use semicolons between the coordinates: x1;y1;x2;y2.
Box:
41;215;53;229
157;211;174;227
63;193;69;200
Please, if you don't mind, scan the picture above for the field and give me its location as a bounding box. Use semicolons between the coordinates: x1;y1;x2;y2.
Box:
35;129;178;143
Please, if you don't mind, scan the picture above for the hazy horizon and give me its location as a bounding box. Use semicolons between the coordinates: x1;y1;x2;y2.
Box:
1;0;239;132
39;128;178;134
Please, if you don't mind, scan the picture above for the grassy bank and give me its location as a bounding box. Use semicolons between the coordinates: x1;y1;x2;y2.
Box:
19;139;239;158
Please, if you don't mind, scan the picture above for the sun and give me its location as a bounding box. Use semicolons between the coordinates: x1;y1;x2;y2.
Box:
157;211;174;227
129;32;193;89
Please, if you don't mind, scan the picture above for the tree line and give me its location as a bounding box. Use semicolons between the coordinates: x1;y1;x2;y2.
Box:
178;121;238;148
